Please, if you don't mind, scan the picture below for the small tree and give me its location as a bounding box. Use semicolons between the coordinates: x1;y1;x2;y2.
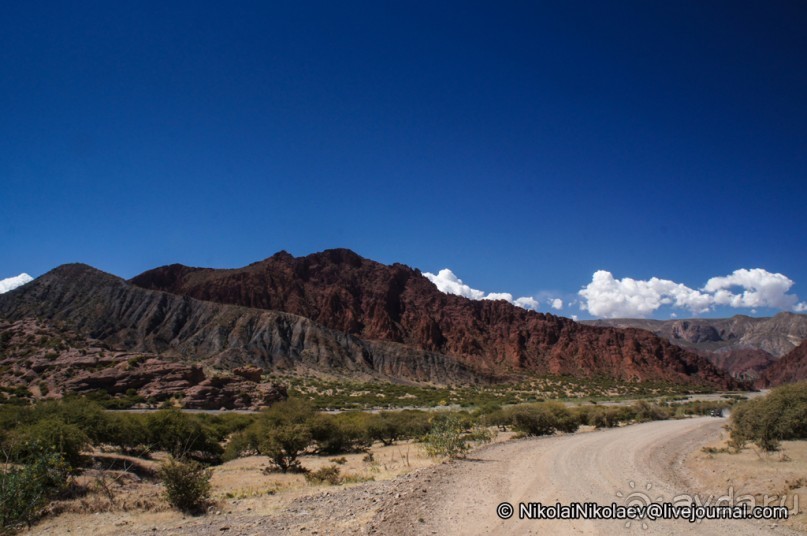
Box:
147;410;222;462
261;424;312;473
159;458;211;514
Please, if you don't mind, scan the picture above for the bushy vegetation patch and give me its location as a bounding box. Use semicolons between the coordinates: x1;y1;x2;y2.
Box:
159;458;212;514
730;382;807;452
0;451;69;533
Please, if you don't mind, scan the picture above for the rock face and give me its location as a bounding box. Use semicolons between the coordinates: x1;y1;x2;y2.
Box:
702;348;777;382
758;341;807;387
128;249;733;387
586;313;807;357
0;264;481;385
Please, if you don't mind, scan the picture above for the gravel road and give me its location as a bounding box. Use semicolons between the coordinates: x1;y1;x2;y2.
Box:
372;417;799;535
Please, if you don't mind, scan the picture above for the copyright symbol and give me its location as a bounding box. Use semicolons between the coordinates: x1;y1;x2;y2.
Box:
497;502;514;519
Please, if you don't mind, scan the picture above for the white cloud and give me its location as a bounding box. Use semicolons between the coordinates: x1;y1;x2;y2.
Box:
579;268;804;319
704;268;798;309
483;292;514;302
515;296;540;310
424;268;539;311
571;315;579;321
795;302;807;313
423;269;485;300
579;270;713;319
0;273;33;294
550;298;563;310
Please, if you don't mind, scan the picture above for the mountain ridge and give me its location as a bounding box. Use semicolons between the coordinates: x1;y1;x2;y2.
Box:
128;248;733;387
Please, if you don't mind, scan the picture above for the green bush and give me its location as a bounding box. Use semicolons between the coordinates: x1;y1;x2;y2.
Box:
0;451;69;533
146;410;223;462
730;382;807;452
5;419;90;470
423;414;470;459
159;458;212;514
309;413;371;454
507;402;579;437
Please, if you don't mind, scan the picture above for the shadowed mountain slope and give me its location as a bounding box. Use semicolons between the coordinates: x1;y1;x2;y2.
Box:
0;263;479;384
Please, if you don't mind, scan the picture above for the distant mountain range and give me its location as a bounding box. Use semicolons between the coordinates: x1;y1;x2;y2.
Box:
0;250;738;405
583;314;807;357
584;314;807;382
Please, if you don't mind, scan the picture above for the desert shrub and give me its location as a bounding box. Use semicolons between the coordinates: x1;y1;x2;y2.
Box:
146;410;223;462
100;413;150;454
509;402;579;436
260;398;315;427
4;419;90;470
366;412;417;446
480;408;512;430
222;426;262;461
29;398;109;443
423;414;470;459
309;412;373;454
472;402;503;417
261;424;312;472
224;399;315;466
159;458;211;514
304;465;342;485
573;406;626;428
0;451;69;533
196;413;256;441
730;382;807;452
630;401;672;423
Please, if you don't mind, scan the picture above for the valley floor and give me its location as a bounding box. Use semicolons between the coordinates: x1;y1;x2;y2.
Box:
28;416;807;535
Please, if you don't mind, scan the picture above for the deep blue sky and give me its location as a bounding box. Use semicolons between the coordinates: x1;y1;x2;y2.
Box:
1;1;805;318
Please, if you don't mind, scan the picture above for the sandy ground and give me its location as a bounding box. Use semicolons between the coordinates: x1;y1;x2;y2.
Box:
687;428;807;533
27;418;805;535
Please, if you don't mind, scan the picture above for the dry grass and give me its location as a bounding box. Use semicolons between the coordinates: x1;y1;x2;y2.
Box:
688;429;807;532
27;436;459;534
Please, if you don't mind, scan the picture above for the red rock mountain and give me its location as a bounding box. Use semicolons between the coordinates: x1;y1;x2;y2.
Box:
130;249;733;387
758;341;807;387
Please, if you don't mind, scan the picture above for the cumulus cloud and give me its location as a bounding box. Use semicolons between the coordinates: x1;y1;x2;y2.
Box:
795;302;807;313
515;296;540;310
550;298;563;310
424;268;539;311
579;268;804;319
0;273;33;294
704;269;798;309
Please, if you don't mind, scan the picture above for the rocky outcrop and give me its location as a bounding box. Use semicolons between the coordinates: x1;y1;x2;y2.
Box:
758;341;807;387
129;249;735;387
0;319;288;409
183;376;287;410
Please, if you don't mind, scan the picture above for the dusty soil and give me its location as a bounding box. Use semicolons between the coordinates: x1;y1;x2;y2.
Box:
688;428;807;533
28;419;805;535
